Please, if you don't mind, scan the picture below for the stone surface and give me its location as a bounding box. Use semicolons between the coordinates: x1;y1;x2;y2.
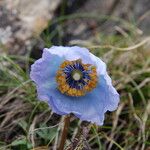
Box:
0;0;61;54
0;0;149;54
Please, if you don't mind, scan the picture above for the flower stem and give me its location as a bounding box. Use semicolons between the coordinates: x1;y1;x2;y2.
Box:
58;115;70;150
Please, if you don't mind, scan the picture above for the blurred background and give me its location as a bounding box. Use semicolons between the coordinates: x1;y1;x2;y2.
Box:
0;0;150;150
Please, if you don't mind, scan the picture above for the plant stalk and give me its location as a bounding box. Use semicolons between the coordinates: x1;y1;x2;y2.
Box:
58;115;70;150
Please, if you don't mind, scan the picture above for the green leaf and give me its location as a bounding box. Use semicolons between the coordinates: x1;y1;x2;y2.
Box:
36;124;57;143
17;120;28;132
11;138;27;146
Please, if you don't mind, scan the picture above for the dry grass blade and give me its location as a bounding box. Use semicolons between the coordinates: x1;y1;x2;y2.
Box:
90;38;150;51
108;102;125;150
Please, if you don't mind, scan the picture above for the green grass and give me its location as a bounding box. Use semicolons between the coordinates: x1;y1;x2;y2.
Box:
0;13;150;150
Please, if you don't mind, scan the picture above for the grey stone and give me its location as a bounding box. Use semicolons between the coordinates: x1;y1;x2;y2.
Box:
0;0;61;54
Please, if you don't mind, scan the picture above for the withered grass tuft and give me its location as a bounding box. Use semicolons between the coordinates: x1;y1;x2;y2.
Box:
0;14;150;150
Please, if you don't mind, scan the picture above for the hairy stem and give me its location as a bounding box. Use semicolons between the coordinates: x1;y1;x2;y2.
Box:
58;115;70;150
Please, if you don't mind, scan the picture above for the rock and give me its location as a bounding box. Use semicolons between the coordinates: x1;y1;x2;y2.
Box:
0;0;149;54
0;0;61;54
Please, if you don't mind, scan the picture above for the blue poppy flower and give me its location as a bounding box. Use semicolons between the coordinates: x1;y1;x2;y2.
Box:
30;46;119;125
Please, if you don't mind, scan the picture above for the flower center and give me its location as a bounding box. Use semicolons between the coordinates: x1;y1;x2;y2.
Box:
72;70;82;81
56;59;98;97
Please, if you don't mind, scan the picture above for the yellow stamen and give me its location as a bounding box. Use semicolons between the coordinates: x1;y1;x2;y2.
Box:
60;61;72;69
56;59;98;97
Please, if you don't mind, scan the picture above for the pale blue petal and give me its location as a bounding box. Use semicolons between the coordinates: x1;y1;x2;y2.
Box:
45;46;107;75
45;46;94;65
30;49;64;113
30;46;119;125
45;75;119;125
89;53;107;75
